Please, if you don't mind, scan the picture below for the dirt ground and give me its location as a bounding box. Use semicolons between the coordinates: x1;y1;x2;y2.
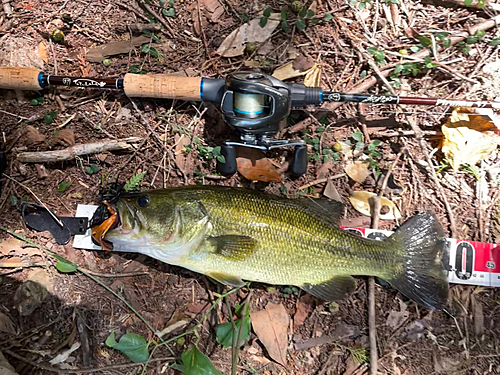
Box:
1;0;500;374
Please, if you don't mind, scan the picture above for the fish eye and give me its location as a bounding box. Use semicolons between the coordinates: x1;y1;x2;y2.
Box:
137;195;150;207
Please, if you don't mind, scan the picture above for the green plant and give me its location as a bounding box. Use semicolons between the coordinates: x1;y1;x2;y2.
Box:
181;346;223;375
260;7;332;32
349;131;384;172
129;65;148;74
124;171;147;192
160;0;175;17
57;180;70;193
43;111;57;124
367;47;385;64
197;144;225;163
216;303;251;349
30;97;44;106
106;332;150;363
84;164;101;175
351;0;372;9
141;44;163;60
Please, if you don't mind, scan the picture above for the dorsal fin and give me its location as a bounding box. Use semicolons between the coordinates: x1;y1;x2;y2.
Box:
298;197;344;226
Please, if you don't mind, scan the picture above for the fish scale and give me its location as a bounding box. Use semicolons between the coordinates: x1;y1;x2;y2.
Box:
102;185;449;310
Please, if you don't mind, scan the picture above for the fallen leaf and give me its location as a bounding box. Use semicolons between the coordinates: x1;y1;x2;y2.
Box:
0;237;41;256
250;303;289;366
13;280;48;316
0;257;25;267
49;342;81;365
0;312;16;334
272;55;315;81
440;107;500;171
294;294;314;330
24;126;46;146
386;299;409;329
156;308;191;338
216;14;280;57
433;353;461;373
249;355;271;365
303;64;321;87
348;191;402;220
0;352;18;375
345;161;370;183
52;129;75;147
38;40;49;63
316;160;333;179
201;0;224;22
174;134;191;171
323;180;342;202
236;147;282;182
86;35;151;63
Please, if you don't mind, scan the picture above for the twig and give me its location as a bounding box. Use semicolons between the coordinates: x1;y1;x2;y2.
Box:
79;267;149;278
298;173;346;190
405;116;458;237
140;2;176;37
17;137;141;163
4;349;175;374
232;291;252;375
224;296;238;375
197;0;210;60
55;114;77;129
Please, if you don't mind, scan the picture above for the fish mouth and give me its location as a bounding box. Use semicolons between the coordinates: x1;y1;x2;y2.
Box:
91;201;120;251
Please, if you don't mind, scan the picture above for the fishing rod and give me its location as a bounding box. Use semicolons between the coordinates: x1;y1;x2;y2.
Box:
1;67;499;176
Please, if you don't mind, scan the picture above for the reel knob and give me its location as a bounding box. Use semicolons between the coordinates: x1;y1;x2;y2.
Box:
290;144;308;176
217;144;238;176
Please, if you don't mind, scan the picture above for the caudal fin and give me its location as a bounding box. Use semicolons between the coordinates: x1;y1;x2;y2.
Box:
385;212;449;310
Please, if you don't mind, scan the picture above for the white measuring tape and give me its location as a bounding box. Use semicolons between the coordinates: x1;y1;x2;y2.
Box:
73;205;499;287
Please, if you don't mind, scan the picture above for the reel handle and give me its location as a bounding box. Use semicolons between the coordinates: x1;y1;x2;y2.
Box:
0;67;43;91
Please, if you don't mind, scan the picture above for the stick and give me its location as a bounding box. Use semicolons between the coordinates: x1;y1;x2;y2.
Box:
298;173;346;190
17;137;141;163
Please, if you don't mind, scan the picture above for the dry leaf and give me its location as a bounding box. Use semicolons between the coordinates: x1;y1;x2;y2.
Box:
0;257;25;268
52;129;75;147
0;352;18;375
303;64;321;87
316;160;333;179
294;294;314;330
0;238;41;257
344;161;370;183
236;147;282;182
0;312;16;334
38;40;49;64
348;191;402;220
174;134;191;171
250;303;289;366
216;14;280;57
433;354;461;373
201;0;224;22
440;107;500;171
323;179;342;202
49;342;81;365
86;35;151;62
386;299;409;329
272;55;315;81
24;126;46;146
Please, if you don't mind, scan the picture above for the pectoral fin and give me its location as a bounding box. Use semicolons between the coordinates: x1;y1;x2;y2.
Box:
302;276;357;301
208;235;258;261
207;272;245;287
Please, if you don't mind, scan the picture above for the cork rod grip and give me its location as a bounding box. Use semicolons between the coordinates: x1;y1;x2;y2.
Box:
0;67;43;90
123;74;201;100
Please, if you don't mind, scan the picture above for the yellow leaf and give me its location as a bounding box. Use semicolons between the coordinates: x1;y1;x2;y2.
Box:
38;41;49;64
441;107;500;171
303;64;321;87
348;191;401;220
344;161;370;183
272;62;309;81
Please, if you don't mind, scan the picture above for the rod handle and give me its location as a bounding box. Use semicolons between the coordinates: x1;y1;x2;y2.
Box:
0;67;43;90
123;74;201;101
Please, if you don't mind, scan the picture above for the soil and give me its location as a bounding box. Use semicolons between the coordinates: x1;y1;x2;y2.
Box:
1;0;500;374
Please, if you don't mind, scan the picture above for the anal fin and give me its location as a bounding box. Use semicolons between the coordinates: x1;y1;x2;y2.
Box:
302;276;356;301
208;272;245;287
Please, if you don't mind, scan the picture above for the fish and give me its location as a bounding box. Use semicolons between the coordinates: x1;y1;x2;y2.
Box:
91;185;449;310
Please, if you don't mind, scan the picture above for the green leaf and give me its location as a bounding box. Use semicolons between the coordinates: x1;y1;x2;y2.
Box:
212;146;221;157
370;150;382;158
477;0;484;7
443;38;451;48
242;12;250;22
476;30;485;38
464;0;472;6
489;38;500;45
10;195;18;206
141;44;150;53
296;18;306;30
409;45;422;53
162;7;175;17
351;131;363;142
84;164;100;175
57;181;70;193
43;114;54;124
281;9;288;20
466;35;478;44
306;9;314;18
367;47;385;63
30;99;39;106
259;16;268;27
124;171;147;192
323;155;330;163
299;8;307;17
355;142;365;152
37;97;44;103
182;346;223;375
324;13;333;21
168;0;174;6
129;65;140;73
159;0;167;6
311;17;319;25
106;332;149;363
281;20;290;32
418;36;432;47
216;155;226;164
435;31;449;41
56;259;77;273
263;7;272;17
216;316;251;349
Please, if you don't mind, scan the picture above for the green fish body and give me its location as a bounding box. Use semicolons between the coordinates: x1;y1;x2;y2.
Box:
104;185;449;310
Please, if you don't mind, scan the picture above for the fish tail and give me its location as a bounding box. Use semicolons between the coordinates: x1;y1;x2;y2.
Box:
384;212;449;310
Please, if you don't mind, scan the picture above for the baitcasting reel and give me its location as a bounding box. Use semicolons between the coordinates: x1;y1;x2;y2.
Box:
203;72;323;177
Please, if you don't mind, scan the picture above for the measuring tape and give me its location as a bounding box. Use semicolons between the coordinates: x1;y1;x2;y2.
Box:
72;205;499;287
342;226;500;287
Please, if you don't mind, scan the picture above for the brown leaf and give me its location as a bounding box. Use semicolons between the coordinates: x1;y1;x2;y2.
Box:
250;303;289;366
303;64;321;87
174;134;191;171
201;0;224;22
316;159;333;179
24;126;46;146
294;294;314;330
0;312;16;334
323;179;342;202
348;191;402;220
292;55;315;72
236;147;282;182
86;35;151;62
38;40;49;64
0;257;25;268
0;238;41;257
51;129;75;147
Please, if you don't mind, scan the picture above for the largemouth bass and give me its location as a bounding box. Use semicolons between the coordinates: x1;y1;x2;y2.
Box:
91;186;449;310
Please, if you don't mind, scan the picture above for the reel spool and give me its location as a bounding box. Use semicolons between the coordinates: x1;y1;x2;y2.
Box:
217;72;310;177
